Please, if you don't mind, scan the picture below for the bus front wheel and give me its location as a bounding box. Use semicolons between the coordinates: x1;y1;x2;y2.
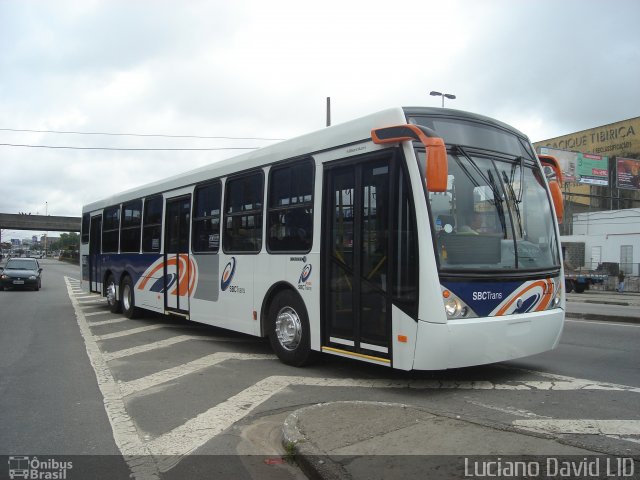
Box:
268;290;312;367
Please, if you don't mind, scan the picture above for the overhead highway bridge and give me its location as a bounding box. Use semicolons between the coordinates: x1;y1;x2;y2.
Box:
0;213;81;232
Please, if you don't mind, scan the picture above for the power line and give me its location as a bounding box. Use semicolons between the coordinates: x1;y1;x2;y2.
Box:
0;127;285;141
0;143;261;151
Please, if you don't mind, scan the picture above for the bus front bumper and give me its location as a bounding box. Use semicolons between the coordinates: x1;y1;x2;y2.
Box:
412;309;564;370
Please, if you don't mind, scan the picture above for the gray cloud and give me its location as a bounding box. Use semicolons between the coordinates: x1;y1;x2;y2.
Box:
1;0;639;237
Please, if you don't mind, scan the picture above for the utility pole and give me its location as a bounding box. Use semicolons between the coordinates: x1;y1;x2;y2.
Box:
326;97;331;127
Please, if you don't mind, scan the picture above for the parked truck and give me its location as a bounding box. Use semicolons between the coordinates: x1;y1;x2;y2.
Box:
564;268;607;293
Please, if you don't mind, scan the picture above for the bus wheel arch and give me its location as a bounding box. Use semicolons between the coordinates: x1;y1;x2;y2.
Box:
260;282;297;336
263;284;313;367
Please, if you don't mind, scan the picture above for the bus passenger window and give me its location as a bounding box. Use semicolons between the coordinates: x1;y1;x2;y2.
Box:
267;159;314;252
102;206;120;253
192;182;221;253
81;213;90;244
223;171;264;253
120;199;142;252
142;196;163;252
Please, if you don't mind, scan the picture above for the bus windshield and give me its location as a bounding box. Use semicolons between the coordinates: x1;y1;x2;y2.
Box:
417;145;560;273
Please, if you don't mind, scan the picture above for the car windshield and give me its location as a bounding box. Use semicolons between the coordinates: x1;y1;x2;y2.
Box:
418;147;560;272
5;259;38;270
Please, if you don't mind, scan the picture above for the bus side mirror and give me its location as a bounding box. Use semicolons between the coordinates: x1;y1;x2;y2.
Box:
371;125;448;192
538;155;564;224
424;138;448;192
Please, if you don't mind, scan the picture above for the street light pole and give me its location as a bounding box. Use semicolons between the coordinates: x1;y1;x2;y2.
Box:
44;201;48;256
430;90;456;107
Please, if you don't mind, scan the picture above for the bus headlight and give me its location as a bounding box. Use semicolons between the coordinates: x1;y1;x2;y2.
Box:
444;298;459;317
442;289;476;319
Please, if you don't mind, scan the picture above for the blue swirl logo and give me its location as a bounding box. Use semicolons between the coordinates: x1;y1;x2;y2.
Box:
299;264;312;283
221;257;236;291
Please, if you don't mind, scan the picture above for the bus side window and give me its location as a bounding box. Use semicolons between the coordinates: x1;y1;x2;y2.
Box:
120;199;142;253
393;166;418;317
223;171;264;253
267;159;314;252
192;182;221;253
102;205;120;253
142;196;163;252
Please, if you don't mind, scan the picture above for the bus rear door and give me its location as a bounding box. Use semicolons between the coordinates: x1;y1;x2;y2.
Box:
164;194;192;316
89;214;102;293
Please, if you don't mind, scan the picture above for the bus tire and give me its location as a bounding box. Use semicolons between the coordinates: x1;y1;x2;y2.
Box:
121;275;141;319
106;274;121;313
574;283;586;293
268;290;312;367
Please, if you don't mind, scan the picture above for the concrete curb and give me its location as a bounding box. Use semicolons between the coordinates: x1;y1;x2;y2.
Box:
283;402;355;480
565;312;640;324
282;400;603;480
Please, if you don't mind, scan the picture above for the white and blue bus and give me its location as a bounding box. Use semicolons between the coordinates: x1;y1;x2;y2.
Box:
80;107;565;370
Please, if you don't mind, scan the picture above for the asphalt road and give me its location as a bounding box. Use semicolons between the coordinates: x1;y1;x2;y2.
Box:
1;259;638;480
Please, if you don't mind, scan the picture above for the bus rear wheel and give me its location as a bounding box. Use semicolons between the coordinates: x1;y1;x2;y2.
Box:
106;275;121;313
268;290;312;367
121;275;141;319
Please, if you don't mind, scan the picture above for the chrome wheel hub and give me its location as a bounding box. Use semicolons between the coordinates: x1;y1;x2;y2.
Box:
275;307;302;351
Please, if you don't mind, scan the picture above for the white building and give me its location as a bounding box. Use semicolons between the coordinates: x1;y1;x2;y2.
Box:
561;208;640;276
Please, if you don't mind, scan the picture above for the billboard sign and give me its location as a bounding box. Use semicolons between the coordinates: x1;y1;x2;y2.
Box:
616;157;640;190
539;147;609;186
578;153;609;185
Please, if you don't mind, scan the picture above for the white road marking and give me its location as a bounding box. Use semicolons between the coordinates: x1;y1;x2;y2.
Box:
465;399;552;419
88;317;128;326
102;335;202;361
84;310;111;317
95;324;167;341
145;374;640;463
65;277;161;480
64;275;640;475
79;298;106;303
514;419;640;436
504;367;640;394
101;334;255;361
119;352;276;397
146;376;292;468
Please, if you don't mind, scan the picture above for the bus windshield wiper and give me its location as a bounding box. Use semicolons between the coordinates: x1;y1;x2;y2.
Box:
503;163;523;237
451;153;481;189
453;146;503;207
510;156;524;204
487;169;508;238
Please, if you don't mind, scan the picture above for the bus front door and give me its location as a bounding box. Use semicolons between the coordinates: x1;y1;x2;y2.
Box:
164;195;192;316
324;154;392;363
89;215;102;293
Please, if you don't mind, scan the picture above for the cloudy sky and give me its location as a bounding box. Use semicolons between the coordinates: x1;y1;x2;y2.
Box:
1;0;639;241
